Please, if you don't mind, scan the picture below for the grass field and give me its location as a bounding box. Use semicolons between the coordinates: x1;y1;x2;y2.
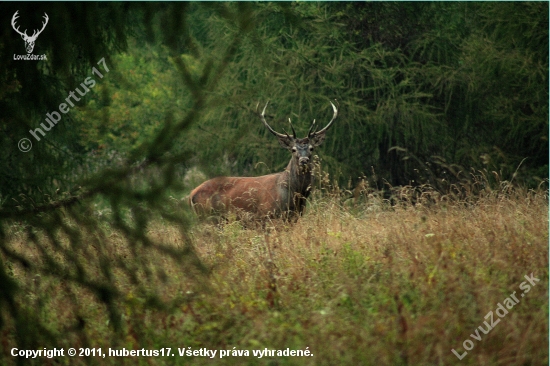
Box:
2;185;548;365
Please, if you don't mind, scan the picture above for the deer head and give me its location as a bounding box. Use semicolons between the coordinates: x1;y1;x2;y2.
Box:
12;11;49;54
259;101;338;173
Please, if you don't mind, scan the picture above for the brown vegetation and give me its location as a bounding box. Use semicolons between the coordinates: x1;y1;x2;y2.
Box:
2;185;548;365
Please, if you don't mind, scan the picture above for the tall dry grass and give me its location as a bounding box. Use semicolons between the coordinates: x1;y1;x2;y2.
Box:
2;184;548;365
184;186;548;365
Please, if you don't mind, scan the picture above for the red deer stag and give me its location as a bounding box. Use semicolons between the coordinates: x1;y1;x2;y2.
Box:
189;101;338;221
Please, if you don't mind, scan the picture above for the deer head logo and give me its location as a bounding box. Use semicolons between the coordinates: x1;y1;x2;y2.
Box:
12;10;49;54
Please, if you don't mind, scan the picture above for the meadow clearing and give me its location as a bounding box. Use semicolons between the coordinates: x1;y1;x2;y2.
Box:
2;184;548;366
2;3;547;366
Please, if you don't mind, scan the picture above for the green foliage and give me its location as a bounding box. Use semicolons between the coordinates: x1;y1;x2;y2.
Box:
181;2;548;189
1;2;547;204
0;2;548;364
0;3;256;361
74;42;182;154
21;2;544;192
0;3;131;205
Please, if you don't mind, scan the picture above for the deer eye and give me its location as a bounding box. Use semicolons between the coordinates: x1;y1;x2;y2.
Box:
309;146;314;151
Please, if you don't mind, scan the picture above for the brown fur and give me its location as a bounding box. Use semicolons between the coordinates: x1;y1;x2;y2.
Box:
189;101;338;222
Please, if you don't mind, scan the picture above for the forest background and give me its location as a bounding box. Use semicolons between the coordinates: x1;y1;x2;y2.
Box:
0;2;548;366
1;2;548;200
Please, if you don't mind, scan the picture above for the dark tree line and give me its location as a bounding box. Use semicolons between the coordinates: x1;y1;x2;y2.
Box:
1;2;548;208
0;1;547;358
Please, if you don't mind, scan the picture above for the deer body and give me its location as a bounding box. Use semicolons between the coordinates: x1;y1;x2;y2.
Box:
189;101;337;221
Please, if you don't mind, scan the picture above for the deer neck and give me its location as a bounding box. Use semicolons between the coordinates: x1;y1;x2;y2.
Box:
285;158;313;197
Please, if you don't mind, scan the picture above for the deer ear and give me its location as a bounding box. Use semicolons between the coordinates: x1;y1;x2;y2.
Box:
276;135;294;150
310;132;326;147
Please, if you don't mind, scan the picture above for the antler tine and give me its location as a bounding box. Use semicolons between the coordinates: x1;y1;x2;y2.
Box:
260;101;288;139
311;100;338;137
288;118;297;138
31;12;49;39
11;10;19;26
40;13;49;30
11;11;27;37
308;119;317;137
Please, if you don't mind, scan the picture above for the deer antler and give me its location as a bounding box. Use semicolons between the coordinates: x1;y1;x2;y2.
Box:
309;100;338;138
288;118;297;138
259;101;290;139
11;11;48;41
307;119;317;136
29;13;49;40
11;11;27;38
